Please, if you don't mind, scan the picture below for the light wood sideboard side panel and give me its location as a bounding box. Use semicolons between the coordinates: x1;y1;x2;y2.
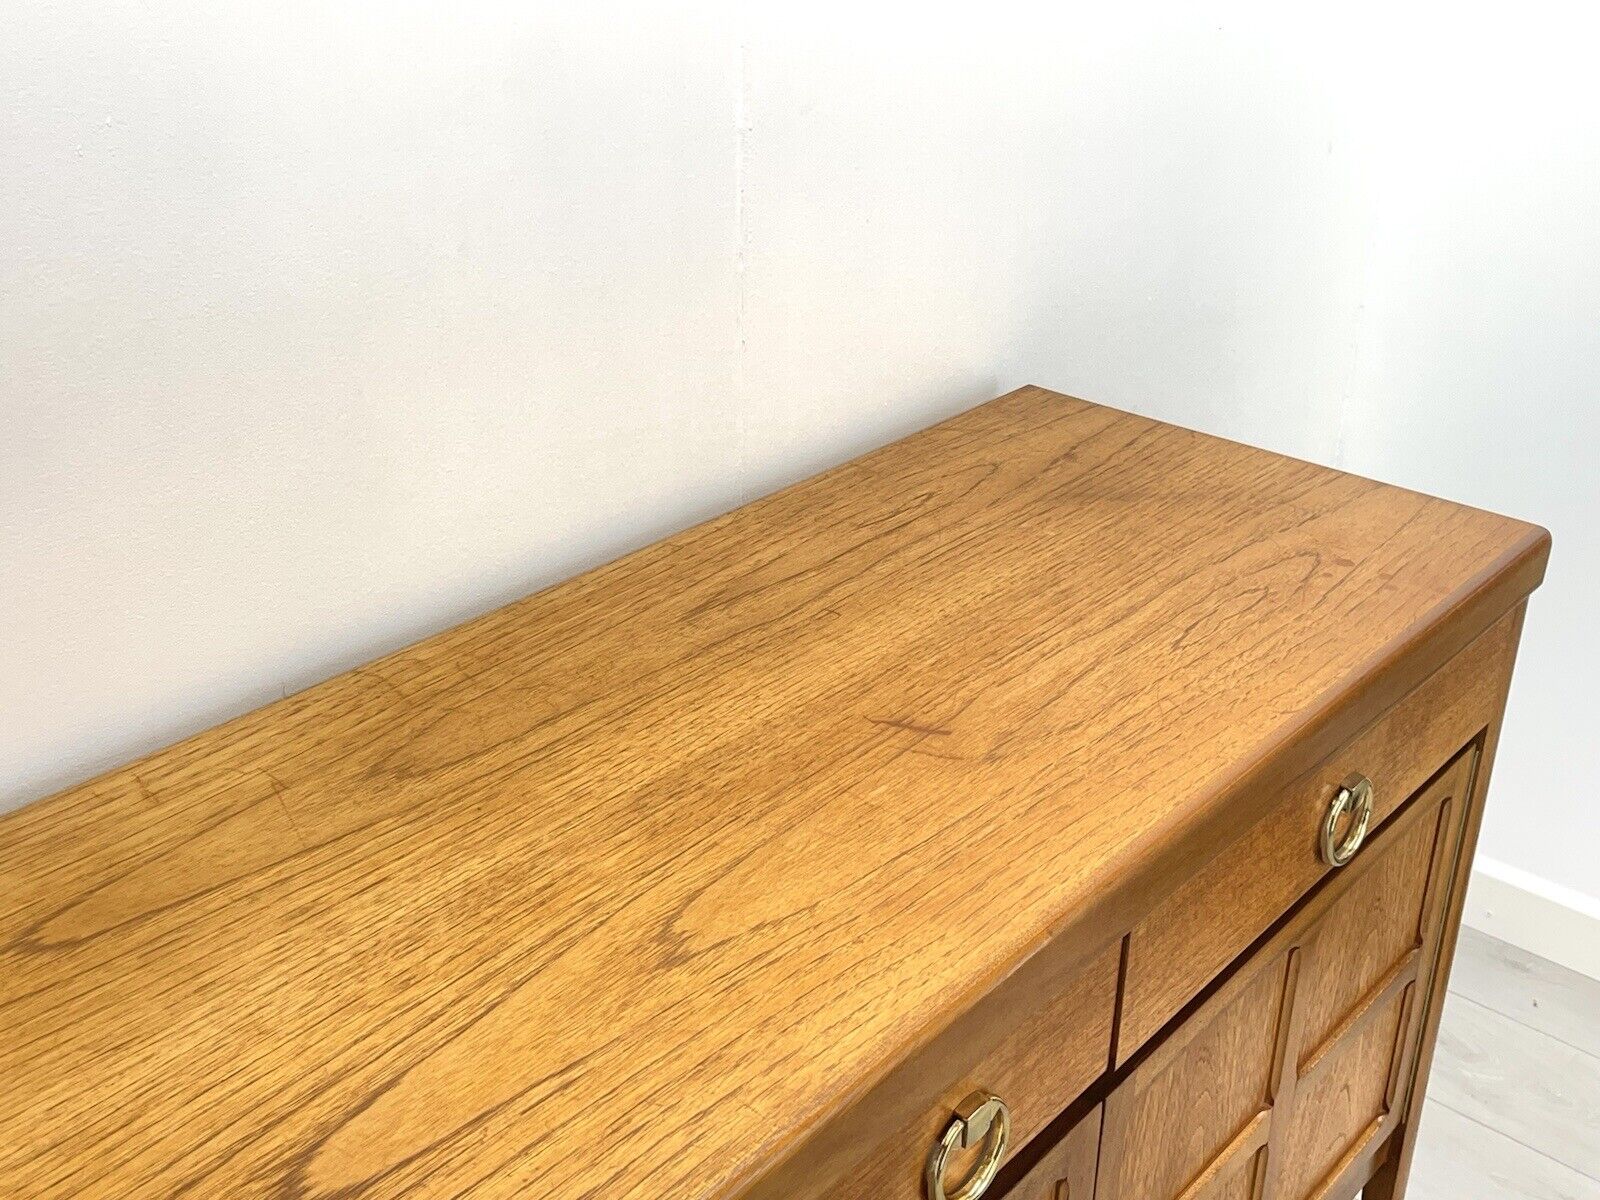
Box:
1364;603;1529;1200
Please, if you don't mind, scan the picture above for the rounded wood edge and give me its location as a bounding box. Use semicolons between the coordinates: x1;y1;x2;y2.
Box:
724;534;1547;1200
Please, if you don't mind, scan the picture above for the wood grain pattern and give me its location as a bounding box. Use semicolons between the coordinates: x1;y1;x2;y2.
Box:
836;942;1117;1200
0;388;1549;1199
1267;752;1465;1200
1097;945;1290;1200
1274;989;1410;1200
1290;778;1451;1068
1263;763;1456;1200
1100;747;1474;1200
1264;752;1473;1200
995;1103;1103;1200
1118;609;1521;1061
1194;1151;1266;1200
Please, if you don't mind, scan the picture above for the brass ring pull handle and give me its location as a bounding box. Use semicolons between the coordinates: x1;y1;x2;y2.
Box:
925;1092;1010;1200
1321;774;1375;867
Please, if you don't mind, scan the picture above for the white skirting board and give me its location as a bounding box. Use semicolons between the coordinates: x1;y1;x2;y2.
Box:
1463;855;1600;983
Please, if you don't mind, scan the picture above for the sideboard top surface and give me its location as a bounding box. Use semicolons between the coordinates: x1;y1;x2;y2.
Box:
0;387;1548;1199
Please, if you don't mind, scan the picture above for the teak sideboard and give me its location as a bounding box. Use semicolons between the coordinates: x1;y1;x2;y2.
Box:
0;388;1549;1200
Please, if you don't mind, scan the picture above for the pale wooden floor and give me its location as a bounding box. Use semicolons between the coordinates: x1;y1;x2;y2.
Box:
1404;927;1600;1199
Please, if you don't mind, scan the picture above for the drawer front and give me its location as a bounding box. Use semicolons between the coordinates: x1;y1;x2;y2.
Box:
832;942;1119;1200
1117;611;1518;1062
1265;751;1473;1200
1099;947;1290;1200
994;1104;1102;1200
1098;746;1473;1200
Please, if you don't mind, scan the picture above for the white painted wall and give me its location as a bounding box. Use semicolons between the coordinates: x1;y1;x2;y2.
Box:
4;4;1596;924
1325;9;1600;917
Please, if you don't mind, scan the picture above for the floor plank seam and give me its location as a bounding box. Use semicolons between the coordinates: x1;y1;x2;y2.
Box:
1449;990;1600;1063
1427;1097;1600;1186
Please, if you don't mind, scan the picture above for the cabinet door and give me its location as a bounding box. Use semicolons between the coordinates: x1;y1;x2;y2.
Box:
999;1105;1102;1200
1098;746;1475;1200
1263;749;1472;1200
1096;923;1289;1200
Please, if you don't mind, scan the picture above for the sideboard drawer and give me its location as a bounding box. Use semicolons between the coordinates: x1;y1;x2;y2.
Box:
1099;747;1473;1200
1117;611;1519;1062
833;942;1119;1200
994;1104;1102;1200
